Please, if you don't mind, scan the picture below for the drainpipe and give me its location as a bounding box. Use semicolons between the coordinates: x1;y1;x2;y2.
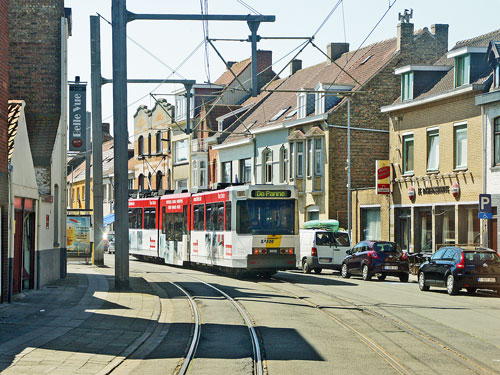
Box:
7;164;13;302
481;105;487;247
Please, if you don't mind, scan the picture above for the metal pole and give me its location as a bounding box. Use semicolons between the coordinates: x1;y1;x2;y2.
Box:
112;0;129;289
185;83;192;134
91;15;104;266
248;21;260;97
85;112;91;211
347;97;351;239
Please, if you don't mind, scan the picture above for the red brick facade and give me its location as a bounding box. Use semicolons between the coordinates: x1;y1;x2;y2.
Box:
0;0;9;302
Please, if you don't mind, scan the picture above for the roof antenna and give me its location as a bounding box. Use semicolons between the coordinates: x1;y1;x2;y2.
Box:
398;9;413;23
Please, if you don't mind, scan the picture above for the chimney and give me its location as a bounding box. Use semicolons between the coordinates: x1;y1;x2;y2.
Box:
431;24;449;53
227;61;236;69
289;59;302;76
397;22;414;51
327;43;349;62
102;122;110;135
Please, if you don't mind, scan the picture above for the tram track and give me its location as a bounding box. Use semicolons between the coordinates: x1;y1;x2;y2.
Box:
266;274;495;375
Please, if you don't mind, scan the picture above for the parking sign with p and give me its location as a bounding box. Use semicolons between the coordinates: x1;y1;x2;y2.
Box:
478;194;492;219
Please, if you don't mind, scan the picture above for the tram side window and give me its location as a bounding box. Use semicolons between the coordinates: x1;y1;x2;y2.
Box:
225;201;231;231
193;204;205;231
207;203;224;231
216;203;224;231
236;201;251;234
144;208;156;229
128;208;143;229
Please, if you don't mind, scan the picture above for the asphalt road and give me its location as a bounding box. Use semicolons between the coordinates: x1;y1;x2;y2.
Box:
113;256;500;375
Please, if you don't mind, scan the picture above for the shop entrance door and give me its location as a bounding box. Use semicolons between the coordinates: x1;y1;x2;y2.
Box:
13;206;36;294
13;210;23;294
397;209;411;252
489;219;497;251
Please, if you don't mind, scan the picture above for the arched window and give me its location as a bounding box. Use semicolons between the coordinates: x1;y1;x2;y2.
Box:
138;136;144;156
200;161;207;187
156;131;162;153
138;174;145;191
156;171;163;190
192;160;199;188
263;149;272;183
280;146;288;183
148;173;152;190
147;133;152;155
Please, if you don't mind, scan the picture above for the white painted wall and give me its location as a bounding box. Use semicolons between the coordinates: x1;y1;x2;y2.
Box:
485;101;500;194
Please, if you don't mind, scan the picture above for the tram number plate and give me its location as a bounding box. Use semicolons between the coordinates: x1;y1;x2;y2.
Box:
384;265;398;270
478;277;496;282
268;249;278;254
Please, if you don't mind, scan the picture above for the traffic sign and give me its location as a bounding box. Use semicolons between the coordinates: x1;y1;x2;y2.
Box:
478;212;493;220
479;194;492;212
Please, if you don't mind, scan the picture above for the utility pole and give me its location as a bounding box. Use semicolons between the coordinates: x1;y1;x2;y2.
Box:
90;15;104;266
85;112;91;211
347;97;351;238
110;0;275;288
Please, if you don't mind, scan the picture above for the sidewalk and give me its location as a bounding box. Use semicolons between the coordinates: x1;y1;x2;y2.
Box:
0;262;165;375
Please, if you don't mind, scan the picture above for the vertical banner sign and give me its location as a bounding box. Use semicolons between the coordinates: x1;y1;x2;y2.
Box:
376;160;391;195
69;84;87;151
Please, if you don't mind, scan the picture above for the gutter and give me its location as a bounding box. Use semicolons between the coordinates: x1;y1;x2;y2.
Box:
212;137;253;150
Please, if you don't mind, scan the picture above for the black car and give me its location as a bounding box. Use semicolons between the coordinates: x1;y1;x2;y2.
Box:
341;240;409;282
418;247;500;295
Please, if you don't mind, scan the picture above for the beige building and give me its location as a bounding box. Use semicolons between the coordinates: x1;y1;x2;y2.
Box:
352;29;500;252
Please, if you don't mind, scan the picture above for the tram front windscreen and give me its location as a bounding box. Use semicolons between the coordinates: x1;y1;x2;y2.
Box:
236;199;296;235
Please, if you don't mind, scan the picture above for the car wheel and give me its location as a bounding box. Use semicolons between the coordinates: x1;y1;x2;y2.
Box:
418;272;430;291
303;260;312;274
377;274;386;281
466;288;476;295
362;265;372;281
314;268;322;274
399;273;409;283
446;274;459;295
341;263;351;279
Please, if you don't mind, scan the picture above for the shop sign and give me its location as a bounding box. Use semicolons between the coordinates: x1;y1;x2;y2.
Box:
69;83;87;152
451;182;460;198
418;186;450;195
408;186;415;200
67;215;91;255
376;160;390;195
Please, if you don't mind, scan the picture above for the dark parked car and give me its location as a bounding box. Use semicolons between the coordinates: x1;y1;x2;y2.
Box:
341;241;409;282
418;247;500;295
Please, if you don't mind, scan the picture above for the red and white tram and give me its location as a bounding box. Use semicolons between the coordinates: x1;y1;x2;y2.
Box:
128;185;299;275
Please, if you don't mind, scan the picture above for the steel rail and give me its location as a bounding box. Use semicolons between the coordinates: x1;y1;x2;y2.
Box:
170;282;201;375
185;275;264;375
270;276;494;375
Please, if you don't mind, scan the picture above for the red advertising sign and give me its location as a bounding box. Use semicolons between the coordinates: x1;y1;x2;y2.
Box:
376;160;391;195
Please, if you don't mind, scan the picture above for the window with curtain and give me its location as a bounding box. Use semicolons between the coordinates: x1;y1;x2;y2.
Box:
314;138;322;175
297;94;306;119
454;124;467;169
192;160;199;188
494;118;500;165
427;129;439;171
239;158;251;183
402;134;414;174
200;161;207;187
264;150;272;183
174;139;188;164
455;54;470;87
222;161;232;183
361;208;381;240
401;71;414;101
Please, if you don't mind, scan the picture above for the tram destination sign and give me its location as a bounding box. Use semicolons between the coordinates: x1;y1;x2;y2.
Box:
251;190;291;198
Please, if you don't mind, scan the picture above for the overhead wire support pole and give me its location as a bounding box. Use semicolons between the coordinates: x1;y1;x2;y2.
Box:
347;96;351;240
247;20;260;97
126;13;275;23
90;15;104;266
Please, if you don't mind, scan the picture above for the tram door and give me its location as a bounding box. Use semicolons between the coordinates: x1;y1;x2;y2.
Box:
397;208;411;253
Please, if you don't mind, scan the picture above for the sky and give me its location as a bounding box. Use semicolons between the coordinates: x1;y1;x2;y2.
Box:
64;0;500;137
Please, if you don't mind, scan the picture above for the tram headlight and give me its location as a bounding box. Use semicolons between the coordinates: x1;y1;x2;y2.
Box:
280;248;294;255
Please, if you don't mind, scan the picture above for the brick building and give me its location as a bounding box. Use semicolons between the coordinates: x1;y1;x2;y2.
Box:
217;18;449;229
0;0;9;302
352;29;500;252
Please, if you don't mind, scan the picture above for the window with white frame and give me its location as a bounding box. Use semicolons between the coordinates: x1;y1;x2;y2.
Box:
307;139;313;177
239;158;251;183
222;161;232;183
192;160;199;188
401;72;414;101
200;161;207;187
175;95;187;121
175;179;188;190
263;149;273;183
315;92;325;114
455;54;471;87
280;146;288;183
454;123;467;169
296;142;304;177
427;129;439;172
495;64;500;88
174;139;188;164
297;94;306;119
314;138;322;175
494;117;500;166
402;134;414;174
289;142;294;179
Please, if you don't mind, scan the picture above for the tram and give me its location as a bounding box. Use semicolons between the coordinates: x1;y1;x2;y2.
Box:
128;185;299;275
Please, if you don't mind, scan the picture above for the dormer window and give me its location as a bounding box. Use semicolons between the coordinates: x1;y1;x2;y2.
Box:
314;83;349;114
495;64;500;88
401;72;414;101
455;54;471;87
297;91;315;119
175;95;187;121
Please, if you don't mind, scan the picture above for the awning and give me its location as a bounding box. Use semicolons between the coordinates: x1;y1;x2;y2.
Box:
103;213;115;226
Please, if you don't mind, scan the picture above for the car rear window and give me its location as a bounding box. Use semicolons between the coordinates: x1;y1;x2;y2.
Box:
373;242;400;253
334;232;350;246
315;232;336;246
464;251;500;264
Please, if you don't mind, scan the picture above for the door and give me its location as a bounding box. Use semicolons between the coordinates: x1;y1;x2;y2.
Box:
397;210;411;252
333;231;351;266
315;231;335;267
425;248;447;285
489;219;497;251
13;210;23;294
434;248;457;286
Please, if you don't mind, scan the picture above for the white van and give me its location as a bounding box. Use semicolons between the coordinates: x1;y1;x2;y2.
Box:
298;228;351;273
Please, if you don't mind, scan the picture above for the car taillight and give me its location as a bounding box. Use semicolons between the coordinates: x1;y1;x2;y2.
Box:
280;248;294;254
252;248;267;255
312;247;317;256
457;252;465;269
400;252;407;261
367;251;379;259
